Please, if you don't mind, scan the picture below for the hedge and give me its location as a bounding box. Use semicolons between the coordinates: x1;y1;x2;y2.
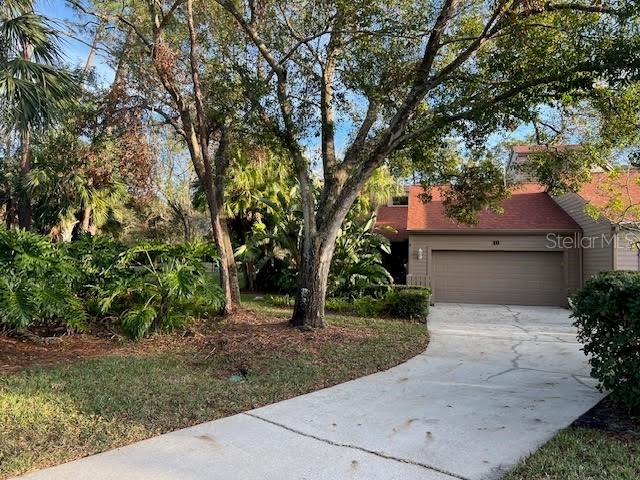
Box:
571;271;640;409
268;286;431;321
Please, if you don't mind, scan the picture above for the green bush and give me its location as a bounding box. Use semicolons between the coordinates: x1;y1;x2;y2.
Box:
0;229;87;332
267;286;431;320
571;271;640;408
386;288;431;320
0;229;225;340
96;241;225;340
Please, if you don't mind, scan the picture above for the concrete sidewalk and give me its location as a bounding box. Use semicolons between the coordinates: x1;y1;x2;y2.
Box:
17;304;603;480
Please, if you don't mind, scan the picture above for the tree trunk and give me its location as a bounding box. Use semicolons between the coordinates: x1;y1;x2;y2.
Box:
290;233;337;328
79;206;92;234
17;128;31;229
207;196;241;314
290;178;365;328
5;197;15;229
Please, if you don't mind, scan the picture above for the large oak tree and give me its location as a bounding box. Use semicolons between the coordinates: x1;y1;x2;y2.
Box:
211;0;640;327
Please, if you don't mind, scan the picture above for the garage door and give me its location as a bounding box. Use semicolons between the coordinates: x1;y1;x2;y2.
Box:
432;250;566;306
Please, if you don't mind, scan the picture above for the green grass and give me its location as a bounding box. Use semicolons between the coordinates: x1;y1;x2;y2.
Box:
505;428;640;480
0;299;428;478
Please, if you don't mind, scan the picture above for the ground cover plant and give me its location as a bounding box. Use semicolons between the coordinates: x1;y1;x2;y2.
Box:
506;397;640;480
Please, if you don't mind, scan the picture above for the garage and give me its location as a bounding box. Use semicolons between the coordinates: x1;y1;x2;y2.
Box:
431;250;567;306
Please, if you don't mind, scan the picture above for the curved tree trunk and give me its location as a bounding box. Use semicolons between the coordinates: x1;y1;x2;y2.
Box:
290;172;368;328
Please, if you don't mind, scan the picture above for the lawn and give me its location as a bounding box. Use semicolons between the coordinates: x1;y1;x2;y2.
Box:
506;395;640;480
505;427;640;480
0;298;428;478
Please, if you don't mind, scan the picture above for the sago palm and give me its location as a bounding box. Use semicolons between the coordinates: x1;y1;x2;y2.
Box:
0;0;78;228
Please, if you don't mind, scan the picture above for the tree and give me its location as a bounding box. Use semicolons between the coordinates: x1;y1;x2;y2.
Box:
514;81;640;246
0;0;79;228
75;0;248;313
214;0;640;327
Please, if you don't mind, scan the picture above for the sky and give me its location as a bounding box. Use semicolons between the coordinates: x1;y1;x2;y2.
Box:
36;0;115;85
33;0;534;167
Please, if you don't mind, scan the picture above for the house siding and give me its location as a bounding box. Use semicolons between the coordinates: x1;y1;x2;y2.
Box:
615;230;640;271
407;233;580;296
554;193;613;279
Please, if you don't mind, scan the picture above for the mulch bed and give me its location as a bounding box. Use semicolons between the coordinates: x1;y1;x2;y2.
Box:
572;396;640;438
0;309;373;374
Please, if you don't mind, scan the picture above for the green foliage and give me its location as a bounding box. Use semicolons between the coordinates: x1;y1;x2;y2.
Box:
328;212;394;298
268;285;431;320
96;241;224;340
515;148;598;196
237;184;395;295
235;185;304;292
572;271;640;408
0;228;86;331
386;288;431;320
0;228;224;339
0;1;79;130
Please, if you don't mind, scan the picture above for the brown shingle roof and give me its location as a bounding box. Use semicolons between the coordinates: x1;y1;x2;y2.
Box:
578;170;640;221
375;205;408;240
405;184;580;232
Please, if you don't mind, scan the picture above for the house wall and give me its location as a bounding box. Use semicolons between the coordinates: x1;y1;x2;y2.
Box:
615;229;640;271
407;233;581;294
554;192;614;279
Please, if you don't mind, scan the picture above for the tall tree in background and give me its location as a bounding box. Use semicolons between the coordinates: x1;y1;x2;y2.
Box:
0;0;79;228
214;0;640;327
76;0;247;312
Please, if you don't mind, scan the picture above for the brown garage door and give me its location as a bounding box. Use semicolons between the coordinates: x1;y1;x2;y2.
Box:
432;250;566;306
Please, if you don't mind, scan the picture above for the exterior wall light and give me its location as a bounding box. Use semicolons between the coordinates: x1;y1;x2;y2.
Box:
418;248;424;260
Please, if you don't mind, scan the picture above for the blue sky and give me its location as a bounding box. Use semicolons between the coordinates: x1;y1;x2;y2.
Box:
36;0;114;85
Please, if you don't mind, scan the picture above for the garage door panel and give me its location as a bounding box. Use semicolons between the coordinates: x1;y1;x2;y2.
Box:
432;251;566;306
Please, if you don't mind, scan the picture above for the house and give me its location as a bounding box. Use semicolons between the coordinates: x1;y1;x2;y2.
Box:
376;149;640;306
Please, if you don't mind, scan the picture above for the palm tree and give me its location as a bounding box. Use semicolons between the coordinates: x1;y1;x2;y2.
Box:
0;0;78;228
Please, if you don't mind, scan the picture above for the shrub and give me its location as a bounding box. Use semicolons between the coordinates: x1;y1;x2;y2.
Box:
267;286;431;320
0;229;225;340
386;287;431;320
0;229;87;332
97;241;225;340
571;271;640;408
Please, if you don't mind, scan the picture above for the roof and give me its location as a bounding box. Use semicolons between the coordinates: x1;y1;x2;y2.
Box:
511;144;582;155
578;170;640;221
375;205;408;240
407;184;581;232
401;183;580;233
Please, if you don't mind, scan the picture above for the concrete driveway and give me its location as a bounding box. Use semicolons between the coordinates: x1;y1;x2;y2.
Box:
17;304;603;480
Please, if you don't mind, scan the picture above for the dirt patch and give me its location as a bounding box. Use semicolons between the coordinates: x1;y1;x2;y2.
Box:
0;334;125;373
572;396;640;438
190;309;374;375
0;309;374;374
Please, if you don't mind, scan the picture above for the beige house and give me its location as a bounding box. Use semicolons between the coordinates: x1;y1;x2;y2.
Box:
376;154;640;307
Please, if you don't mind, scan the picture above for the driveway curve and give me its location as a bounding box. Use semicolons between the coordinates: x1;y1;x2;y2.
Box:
18;304;604;480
